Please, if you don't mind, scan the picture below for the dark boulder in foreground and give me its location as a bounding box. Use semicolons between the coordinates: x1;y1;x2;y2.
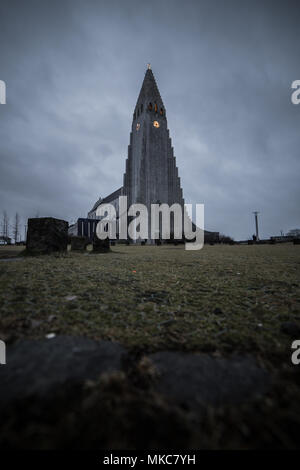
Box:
0;336;273;449
25;217;68;255
150;351;270;409
0;336;125;406
0;337;269;411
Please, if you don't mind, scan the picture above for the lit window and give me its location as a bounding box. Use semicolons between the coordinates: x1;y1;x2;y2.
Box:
153;120;160;128
154;103;158;112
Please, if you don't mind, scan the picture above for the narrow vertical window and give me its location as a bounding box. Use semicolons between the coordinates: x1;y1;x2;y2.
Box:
154;103;158;112
148;102;152;111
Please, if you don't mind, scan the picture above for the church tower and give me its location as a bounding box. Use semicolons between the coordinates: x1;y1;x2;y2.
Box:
123;65;184;216
82;65;218;244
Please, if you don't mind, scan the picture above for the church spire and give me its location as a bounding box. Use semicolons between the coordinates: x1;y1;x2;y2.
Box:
134;65;165;116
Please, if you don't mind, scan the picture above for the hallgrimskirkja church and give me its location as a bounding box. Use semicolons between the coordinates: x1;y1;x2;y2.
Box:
69;66;219;243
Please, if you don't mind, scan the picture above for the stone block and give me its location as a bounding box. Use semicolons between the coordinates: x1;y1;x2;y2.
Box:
92;235;110;253
26;217;68;255
70;236;88;252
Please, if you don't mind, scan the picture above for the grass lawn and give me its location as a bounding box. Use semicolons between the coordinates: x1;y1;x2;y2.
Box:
1;243;300;361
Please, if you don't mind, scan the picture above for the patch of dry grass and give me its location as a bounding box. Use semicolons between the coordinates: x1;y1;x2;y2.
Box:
1;244;299;366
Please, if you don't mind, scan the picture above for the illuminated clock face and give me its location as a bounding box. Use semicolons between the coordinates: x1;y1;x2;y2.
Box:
153;120;160;128
136;123;140;131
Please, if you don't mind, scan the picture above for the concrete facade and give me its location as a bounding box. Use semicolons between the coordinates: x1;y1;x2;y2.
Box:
123;67;184;212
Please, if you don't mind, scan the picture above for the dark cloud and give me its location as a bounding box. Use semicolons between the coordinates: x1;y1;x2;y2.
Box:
0;0;299;239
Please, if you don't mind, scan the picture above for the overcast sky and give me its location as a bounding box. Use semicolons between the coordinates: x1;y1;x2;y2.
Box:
0;0;299;240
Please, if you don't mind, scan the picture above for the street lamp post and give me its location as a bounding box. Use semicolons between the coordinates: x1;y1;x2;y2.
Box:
253;211;259;241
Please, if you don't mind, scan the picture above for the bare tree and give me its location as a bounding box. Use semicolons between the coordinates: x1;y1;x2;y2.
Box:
13;212;20;244
1;211;9;238
219;233;234;244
